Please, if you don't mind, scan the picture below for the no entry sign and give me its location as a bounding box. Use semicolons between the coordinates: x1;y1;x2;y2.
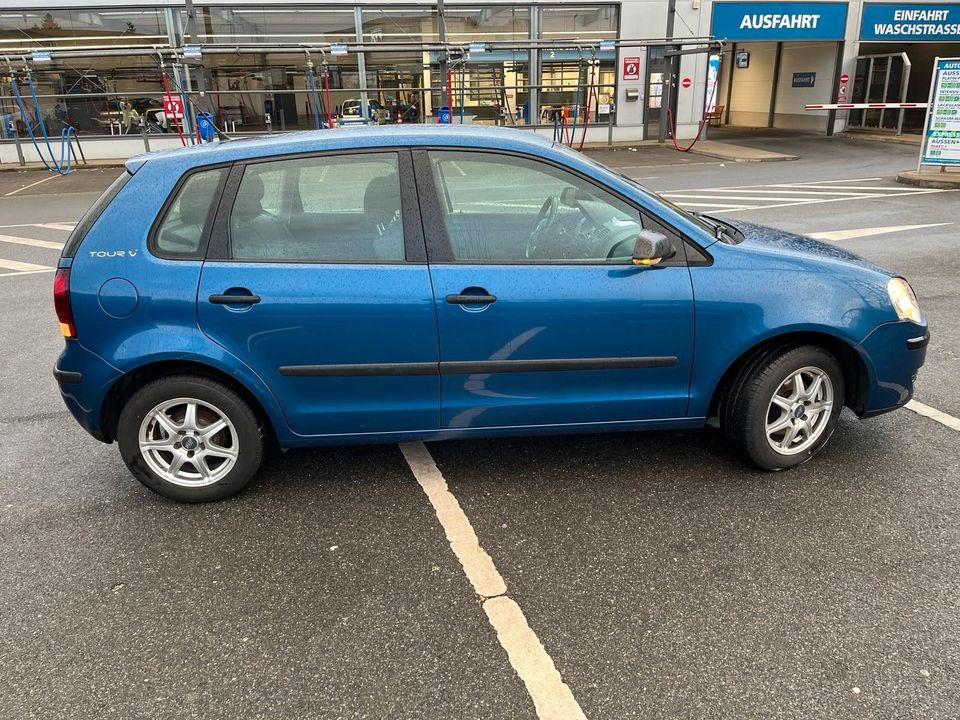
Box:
681;77;692;89
623;57;640;81
840;72;849;84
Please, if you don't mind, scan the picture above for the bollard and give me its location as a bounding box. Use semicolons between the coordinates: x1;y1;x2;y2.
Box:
140;116;150;153
607;105;615;147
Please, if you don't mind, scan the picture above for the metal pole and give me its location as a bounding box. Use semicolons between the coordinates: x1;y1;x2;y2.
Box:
607;104;615;145
897;52;911;137
11;122;25;166
658;0;677;143
528;6;539;126
140;115;150;153
353;7;370;123
437;0;449;114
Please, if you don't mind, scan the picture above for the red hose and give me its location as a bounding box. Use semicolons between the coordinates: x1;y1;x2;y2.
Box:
322;68;334;128
665;73;719;152
161;71;187;147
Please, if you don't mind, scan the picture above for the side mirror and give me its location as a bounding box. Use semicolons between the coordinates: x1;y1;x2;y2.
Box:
632;230;676;266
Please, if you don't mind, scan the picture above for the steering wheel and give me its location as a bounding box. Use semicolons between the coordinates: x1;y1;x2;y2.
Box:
525;195;560;259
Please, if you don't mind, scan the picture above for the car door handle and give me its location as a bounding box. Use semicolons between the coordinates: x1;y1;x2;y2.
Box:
209;293;261;305
446;293;496;305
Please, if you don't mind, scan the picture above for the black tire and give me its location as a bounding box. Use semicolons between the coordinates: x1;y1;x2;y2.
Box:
117;375;263;502
721;345;844;471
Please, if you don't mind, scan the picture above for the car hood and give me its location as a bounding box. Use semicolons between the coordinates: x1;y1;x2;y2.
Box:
723;219;894;277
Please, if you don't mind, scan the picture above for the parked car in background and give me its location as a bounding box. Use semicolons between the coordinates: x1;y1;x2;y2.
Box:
53;126;928;502
339;98;391;124
93;97;167;132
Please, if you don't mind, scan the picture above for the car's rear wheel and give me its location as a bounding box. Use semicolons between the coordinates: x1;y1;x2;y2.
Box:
723;345;844;471
117;375;263;501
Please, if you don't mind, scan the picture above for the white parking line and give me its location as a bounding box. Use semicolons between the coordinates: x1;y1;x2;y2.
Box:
400;442;586;720
0;234;65;250
807;224;951;242
3;176;57;196
0;258;52;272
906;400;960;433
0;268;54;278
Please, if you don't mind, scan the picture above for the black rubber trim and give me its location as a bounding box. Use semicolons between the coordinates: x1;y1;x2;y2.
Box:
53;366;82;384
279;362;438;377
277;356;677;377
446;293;496;304
440;357;677;374
209;293;261;305
907;331;929;351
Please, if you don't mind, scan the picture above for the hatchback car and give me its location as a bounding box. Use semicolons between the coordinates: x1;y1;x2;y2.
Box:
53;126;928;501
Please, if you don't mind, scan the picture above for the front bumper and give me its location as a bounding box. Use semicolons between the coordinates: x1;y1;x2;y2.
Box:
856;321;929;418
54;340;122;442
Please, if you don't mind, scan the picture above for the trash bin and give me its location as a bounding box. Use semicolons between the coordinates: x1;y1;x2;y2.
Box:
196;112;216;142
437;106;452;124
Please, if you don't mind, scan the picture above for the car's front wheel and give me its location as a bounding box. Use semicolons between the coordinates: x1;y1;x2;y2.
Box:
723;345;844;471
117;375;263;501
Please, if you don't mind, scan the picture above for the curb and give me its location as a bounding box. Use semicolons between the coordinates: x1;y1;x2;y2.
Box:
689;148;798;163
896;170;960;190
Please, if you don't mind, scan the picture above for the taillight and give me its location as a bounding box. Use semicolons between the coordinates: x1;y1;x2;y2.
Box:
53;268;76;338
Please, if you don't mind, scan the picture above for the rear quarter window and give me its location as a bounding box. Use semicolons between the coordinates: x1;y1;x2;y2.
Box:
150;167;228;259
62;171;131;258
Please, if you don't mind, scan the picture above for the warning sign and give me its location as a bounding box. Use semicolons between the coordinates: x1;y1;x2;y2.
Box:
623;57;640;81
163;93;184;119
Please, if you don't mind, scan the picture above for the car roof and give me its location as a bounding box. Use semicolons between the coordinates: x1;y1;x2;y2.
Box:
125;125;555;174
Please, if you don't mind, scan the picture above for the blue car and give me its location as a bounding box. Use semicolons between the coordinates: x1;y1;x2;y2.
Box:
53;126;928;501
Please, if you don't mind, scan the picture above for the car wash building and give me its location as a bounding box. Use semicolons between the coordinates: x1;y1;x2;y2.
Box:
851;3;960;134
709;1;851;133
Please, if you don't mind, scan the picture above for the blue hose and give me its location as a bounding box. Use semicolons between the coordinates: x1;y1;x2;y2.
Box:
306;71;322;129
11;76;73;175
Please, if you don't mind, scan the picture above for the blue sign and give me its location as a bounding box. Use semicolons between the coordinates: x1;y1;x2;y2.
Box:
792;72;817;87
860;3;960;41
711;2;849;40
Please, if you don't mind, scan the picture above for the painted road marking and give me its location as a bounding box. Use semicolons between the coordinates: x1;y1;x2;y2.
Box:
808;223;952;241
3;176;57;196
0;222;74;230
400;441;586;720
0;258;52;272
0;268;54;278
659;177;953;214
704;189;952;215
906;401;960;433
0;234;65;250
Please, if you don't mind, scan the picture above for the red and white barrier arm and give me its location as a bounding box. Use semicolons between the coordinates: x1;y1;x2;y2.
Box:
805;102;928;111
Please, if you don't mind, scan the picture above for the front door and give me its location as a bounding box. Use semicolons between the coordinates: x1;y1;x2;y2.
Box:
416;149;695;431
197;149;439;437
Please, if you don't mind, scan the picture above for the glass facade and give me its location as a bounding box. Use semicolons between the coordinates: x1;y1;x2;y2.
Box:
0;3;620;136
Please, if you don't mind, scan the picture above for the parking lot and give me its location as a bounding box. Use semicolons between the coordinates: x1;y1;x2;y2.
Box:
1;133;958;719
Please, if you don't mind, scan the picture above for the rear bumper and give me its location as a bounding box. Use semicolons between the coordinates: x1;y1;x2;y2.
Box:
856;322;928;418
54;340;122;442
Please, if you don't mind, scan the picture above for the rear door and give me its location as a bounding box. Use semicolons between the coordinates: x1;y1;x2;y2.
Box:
416;149;696;430
197;149;440;437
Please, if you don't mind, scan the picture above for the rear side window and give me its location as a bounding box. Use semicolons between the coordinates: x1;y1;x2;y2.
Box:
62;171;130;258
152;167;227;259
229;152;405;262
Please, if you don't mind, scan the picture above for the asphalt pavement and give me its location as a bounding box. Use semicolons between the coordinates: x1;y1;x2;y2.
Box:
1;132;958;720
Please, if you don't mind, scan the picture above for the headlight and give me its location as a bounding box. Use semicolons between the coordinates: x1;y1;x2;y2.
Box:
887;277;923;324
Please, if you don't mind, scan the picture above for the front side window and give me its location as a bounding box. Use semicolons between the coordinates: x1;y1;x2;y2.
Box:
154;167;226;258
428;151;673;263
230;152;405;262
